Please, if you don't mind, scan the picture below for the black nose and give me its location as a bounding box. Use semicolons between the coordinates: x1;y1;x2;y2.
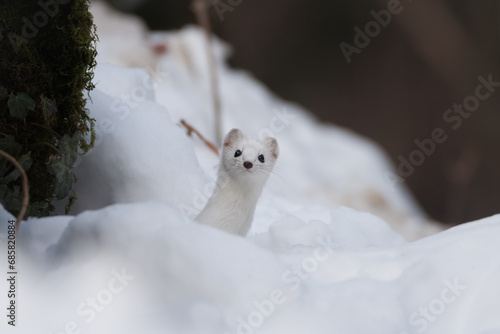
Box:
243;161;253;169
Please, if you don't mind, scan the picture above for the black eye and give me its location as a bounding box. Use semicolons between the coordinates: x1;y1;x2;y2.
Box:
234;150;242;157
258;154;265;163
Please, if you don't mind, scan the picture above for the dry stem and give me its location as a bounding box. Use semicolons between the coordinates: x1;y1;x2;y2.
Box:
180;119;219;156
191;0;223;144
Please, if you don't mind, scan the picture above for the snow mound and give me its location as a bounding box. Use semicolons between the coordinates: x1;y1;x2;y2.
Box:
66;80;208;213
2;203;499;334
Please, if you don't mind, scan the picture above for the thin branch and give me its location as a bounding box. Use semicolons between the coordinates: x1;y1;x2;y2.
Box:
0;149;29;231
191;0;223;145
180;119;219;156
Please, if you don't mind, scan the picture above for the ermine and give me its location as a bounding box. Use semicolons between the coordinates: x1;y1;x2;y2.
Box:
196;129;279;236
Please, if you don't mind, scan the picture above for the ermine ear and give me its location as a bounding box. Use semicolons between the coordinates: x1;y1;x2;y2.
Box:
263;137;279;160
223;129;245;148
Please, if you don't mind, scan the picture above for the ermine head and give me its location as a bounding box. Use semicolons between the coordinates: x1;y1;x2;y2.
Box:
221;129;279;182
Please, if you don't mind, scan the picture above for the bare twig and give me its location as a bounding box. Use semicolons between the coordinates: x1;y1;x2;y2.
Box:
0;149;29;231
191;0;223;145
180;119;219;156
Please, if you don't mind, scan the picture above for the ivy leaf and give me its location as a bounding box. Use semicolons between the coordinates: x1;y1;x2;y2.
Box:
48;156;72;200
0;184;8;200
0;136;23;179
0;86;7;99
25;201;50;217
0;135;22;156
0;161;8;179
2;169;19;184
41;95;57;119
0;153;32;184
0;185;22;215
48;132;80;200
19;153;32;170
59;131;80;166
8;92;35;120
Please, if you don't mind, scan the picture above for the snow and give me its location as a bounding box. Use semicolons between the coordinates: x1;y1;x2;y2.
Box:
1;2;499;333
2;203;500;333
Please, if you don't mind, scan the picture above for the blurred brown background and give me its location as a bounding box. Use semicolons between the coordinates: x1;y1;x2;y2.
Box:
102;0;500;225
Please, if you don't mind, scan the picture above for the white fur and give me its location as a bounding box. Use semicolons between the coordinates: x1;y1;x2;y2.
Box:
196;129;279;236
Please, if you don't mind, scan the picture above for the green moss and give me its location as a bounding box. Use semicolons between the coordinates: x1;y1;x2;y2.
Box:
0;0;97;217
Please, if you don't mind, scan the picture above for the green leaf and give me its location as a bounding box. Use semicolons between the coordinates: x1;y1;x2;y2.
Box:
0;135;22;156
0;86;7;99
0;162;8;179
0;184;8;200
0;185;22;215
18;153;32;170
0;137;25;182
48;156;73;200
8;92;35;120
59;131;80;166
41;95;57;119
48;132;80;200
25;201;50;217
1;170;19;184
0;153;32;184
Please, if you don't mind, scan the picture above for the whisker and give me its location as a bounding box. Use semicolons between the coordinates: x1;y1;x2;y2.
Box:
254;165;286;183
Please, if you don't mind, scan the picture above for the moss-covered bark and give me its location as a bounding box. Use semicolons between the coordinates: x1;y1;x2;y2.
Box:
0;0;97;217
